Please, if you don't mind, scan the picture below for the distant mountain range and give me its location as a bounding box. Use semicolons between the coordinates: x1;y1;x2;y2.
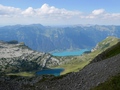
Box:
0;24;120;52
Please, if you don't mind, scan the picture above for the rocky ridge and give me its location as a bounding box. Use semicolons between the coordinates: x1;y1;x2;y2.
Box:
0;41;59;73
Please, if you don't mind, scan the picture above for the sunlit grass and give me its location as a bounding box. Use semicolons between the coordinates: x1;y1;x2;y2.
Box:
54;52;99;75
7;72;35;77
60;61;90;75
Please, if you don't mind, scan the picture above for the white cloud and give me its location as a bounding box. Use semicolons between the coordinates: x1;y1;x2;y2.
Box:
0;4;120;25
92;9;105;15
0;4;21;17
21;3;81;18
22;7;36;16
86;9;107;19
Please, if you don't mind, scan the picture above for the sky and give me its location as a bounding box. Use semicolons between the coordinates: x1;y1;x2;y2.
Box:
0;0;120;26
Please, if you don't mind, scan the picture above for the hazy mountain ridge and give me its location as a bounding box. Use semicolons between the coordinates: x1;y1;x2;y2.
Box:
0;24;120;52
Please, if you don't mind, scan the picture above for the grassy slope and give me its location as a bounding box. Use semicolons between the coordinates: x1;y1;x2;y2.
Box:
7;72;35;77
54;36;120;75
91;73;120;90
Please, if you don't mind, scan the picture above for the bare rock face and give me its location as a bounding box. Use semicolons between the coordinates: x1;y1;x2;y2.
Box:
0;41;59;73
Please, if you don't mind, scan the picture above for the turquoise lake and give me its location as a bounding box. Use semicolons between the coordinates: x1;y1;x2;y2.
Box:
36;68;64;76
51;49;90;56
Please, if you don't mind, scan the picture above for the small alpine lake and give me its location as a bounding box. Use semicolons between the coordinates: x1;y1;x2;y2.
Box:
36;68;64;76
51;49;90;56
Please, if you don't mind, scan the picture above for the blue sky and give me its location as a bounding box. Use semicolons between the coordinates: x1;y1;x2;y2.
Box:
0;0;120;25
0;0;120;12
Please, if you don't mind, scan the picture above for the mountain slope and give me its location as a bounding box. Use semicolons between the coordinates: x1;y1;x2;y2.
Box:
91;36;120;52
91;37;120;63
92;73;120;90
0;41;59;74
23;39;120;90
38;54;120;90
0;41;120;90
